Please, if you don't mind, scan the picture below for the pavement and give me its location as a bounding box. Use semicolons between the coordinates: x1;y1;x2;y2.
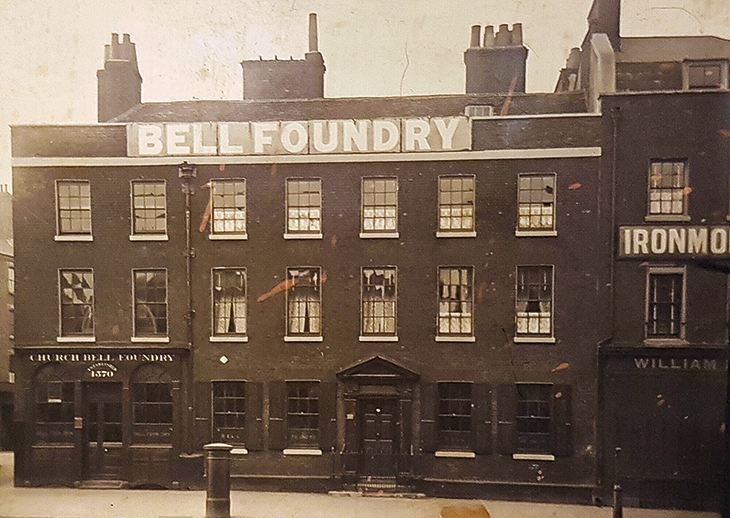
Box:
0;452;719;518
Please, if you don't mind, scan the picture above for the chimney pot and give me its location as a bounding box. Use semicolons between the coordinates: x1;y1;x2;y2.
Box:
470;25;482;48
567;47;581;68
495;24;510;46
483;25;495;47
309;13;319;52
511;23;523;45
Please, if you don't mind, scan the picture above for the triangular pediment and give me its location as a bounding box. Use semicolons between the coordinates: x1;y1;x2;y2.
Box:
337;355;419;381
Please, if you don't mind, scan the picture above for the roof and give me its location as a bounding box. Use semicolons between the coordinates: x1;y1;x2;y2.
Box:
617;36;730;63
111;92;589;123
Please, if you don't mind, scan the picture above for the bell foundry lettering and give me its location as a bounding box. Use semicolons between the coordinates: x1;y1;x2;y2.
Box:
127;118;471;157
619;226;730;257
29;353;175;363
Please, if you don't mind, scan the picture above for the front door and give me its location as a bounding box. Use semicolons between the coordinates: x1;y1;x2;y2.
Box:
359;398;398;478
84;383;123;480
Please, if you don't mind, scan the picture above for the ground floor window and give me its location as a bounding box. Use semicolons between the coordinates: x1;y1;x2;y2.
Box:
515;383;552;453
212;381;246;445
131;364;173;444
286;381;319;448
34;376;74;444
438;382;472;450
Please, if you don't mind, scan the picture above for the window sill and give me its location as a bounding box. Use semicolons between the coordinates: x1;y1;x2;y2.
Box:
131;336;170;343
130;234;169;241
359;232;400;239
284;336;323;342
55;235;93;242
284;233;323;240
435;336;475;343
359;336;398;342
209;336;249;343
283;448;322;456
513;453;555;461
513;336;556;344
231;448;248;455
435;451;476;459
643;338;689;347
515;230;558;238
209;234;248;241
57;336;96;343
436;231;476;238
644;215;691;223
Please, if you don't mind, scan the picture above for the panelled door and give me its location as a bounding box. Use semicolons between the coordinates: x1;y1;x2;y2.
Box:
84;383;123;480
359;398;398;478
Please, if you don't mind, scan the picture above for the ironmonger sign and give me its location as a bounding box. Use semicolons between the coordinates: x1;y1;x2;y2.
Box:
127;117;471;157
619;225;730;258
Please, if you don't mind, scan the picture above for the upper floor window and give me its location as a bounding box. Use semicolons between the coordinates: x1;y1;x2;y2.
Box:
646;267;685;342
438;382;472;451
361;177;398;238
515;265;554;342
59;269;94;339
55;180;92;240
684;60;729;90
210;179;247;239
212;268;247;340
133;269;168;339
517;173;556;235
437;176;475;237
437;267;474;341
131;180;167;239
286;267;322;340
8;262;14;295
286;179;322;239
647;160;689;220
212;381;246;445
286;381;319;449
361;267;397;340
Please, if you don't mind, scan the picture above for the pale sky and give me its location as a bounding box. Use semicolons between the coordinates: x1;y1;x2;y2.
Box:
1;0;729;188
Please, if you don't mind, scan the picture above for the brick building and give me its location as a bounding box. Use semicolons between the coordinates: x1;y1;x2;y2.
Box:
9;0;730;511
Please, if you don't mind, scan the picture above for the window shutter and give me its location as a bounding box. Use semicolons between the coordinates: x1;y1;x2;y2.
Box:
268;381;287;450
552;384;572;457
195;381;211;449
472;383;492;454
318;382;336;452
245;382;263;451
497;384;517;455
420;383;437;453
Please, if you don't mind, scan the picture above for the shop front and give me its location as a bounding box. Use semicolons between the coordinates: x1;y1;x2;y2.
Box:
14;349;188;488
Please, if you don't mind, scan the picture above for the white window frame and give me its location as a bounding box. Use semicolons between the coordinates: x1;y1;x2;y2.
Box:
360;177;399;239
8;262;14;295
514;265;555;344
284;178;323;240
130;180;169;241
54;180;93;242
516;173;557;237
645;159;690;222
209;179;248;240
284;267;323;342
57;269;95;343
359;266;398;341
210;268;248;342
436;266;475;342
131;268;169;342
436;175;476;238
644;266;687;346
683;59;729;90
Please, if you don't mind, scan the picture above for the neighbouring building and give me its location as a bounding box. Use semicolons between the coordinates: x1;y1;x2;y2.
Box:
0;185;14;451
9;0;730;512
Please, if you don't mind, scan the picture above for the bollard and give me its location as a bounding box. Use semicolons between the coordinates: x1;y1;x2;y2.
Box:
613;484;623;518
204;443;233;518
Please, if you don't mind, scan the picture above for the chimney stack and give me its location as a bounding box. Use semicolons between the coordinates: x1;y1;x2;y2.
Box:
242;13;325;100
464;23;528;94
96;33;142;122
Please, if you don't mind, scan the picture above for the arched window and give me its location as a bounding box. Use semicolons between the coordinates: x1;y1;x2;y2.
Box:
130;363;173;444
33;363;74;444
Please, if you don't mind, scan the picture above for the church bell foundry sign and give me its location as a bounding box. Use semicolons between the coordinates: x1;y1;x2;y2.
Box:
126;118;471;157
29;353;175;378
619;225;730;257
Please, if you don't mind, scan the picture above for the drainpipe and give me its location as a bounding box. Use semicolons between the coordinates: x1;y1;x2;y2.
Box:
179;162;197;454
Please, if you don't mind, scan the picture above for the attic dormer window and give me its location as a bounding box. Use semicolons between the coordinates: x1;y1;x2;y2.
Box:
683;60;729;90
